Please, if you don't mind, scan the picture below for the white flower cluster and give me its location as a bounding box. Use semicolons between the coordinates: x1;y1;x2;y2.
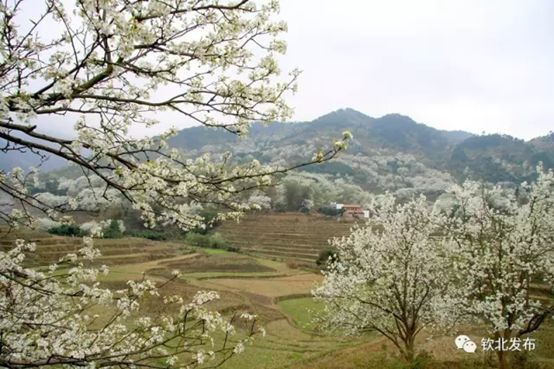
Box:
0;0;314;231
0;237;261;368
314;166;554;362
79;219;126;237
313;194;450;361
441;165;554;335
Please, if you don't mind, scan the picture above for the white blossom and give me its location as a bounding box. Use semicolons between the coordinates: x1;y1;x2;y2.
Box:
0;0;349;231
314;194;452;362
439;165;554;368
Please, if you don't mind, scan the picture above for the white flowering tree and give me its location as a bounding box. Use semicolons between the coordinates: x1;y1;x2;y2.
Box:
441;166;554;369
0;0;351;367
0;0;350;229
1;238;261;368
313;194;450;363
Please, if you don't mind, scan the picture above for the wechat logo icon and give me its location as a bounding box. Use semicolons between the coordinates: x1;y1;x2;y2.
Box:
455;335;477;353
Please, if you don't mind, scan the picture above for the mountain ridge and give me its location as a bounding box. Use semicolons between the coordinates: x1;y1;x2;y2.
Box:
2;108;553;192
167;108;554;188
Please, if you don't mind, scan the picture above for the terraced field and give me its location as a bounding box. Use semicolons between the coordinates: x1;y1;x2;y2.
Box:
177;252;368;369
3;226;554;369
0;227;184;266
217;213;356;264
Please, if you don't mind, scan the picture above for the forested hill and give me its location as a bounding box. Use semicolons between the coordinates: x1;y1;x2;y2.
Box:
169;108;474;160
3;108;552;198
168;108;554;191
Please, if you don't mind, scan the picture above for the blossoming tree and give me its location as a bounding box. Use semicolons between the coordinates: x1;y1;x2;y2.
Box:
441;166;554;369
0;0;350;367
313;195;450;363
0;0;349;229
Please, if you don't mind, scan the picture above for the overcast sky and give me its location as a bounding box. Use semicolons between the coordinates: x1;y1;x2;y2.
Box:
28;0;554;140
276;0;554;139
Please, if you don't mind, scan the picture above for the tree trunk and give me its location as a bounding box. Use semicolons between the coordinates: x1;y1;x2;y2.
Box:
402;334;416;363
496;329;515;369
497;349;511;369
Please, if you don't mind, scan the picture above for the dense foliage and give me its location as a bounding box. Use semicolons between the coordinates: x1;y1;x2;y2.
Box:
101;219;124;239
48;224;85;237
185;232;238;252
160;109;553;193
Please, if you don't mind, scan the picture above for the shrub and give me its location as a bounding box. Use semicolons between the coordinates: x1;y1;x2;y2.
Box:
209;232;229;248
102;219;124;239
131;230;167;241
184;232;238;252
184;232;211;247
316;248;338;266
48;224;85;237
318;206;344;217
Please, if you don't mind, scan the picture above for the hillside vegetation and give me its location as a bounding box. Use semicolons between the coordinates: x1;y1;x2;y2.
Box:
167;108;554;190
5;109;553;199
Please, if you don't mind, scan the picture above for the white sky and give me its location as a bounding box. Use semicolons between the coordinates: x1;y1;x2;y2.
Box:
277;0;554;139
30;0;554;140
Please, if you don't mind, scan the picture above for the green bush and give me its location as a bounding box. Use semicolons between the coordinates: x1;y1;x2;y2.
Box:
184;232;211;247
130;230;167;241
318;206;344;217
184;232;238;252
316;248;339;266
48;224;85;237
102;219;124;239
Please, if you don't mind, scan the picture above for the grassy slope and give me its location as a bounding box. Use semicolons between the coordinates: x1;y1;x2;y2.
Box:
278;297;325;332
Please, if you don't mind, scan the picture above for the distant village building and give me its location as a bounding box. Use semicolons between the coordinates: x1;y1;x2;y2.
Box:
334;203;369;219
